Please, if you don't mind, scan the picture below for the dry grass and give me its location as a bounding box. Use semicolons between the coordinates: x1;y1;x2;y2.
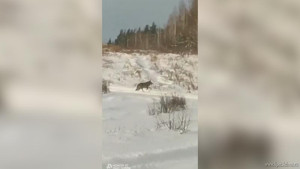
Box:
148;95;190;133
102;80;110;94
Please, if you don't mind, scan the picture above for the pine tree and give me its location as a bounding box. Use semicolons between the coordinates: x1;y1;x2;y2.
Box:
150;22;157;34
144;25;150;33
108;38;112;45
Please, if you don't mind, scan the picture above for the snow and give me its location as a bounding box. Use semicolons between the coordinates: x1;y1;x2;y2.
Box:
102;92;198;169
103;52;198;95
102;51;198;169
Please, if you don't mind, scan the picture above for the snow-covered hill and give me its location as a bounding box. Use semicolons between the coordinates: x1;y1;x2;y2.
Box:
103;52;198;96
102;51;198;169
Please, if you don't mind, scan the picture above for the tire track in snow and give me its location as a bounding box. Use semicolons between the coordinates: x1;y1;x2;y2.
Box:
109;85;198;100
103;145;197;168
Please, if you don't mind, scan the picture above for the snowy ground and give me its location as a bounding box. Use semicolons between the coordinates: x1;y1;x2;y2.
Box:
103;52;198;95
102;92;197;169
102;51;198;169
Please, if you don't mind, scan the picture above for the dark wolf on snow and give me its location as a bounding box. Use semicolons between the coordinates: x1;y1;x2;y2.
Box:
136;80;153;91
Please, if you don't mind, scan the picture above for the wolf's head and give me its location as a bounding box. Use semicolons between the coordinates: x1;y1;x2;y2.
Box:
148;80;153;84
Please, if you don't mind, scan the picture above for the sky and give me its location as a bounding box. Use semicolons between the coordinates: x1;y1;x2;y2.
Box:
103;0;181;43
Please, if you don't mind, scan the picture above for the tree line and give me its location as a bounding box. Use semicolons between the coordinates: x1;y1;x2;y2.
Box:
108;0;197;54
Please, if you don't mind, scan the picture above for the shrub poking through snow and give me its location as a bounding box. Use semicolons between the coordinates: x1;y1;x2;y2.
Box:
102;80;110;94
160;95;186;113
148;95;190;133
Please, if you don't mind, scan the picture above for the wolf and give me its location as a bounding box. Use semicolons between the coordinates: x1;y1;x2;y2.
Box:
136;80;153;91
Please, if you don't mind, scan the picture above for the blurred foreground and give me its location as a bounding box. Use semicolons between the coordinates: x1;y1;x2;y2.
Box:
0;0;101;168
198;0;300;169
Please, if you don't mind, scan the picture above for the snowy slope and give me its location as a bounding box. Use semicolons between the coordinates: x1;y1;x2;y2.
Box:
103;52;198;95
102;51;198;169
102;92;198;169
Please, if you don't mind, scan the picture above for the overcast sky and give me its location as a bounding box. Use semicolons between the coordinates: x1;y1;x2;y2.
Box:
103;0;181;43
